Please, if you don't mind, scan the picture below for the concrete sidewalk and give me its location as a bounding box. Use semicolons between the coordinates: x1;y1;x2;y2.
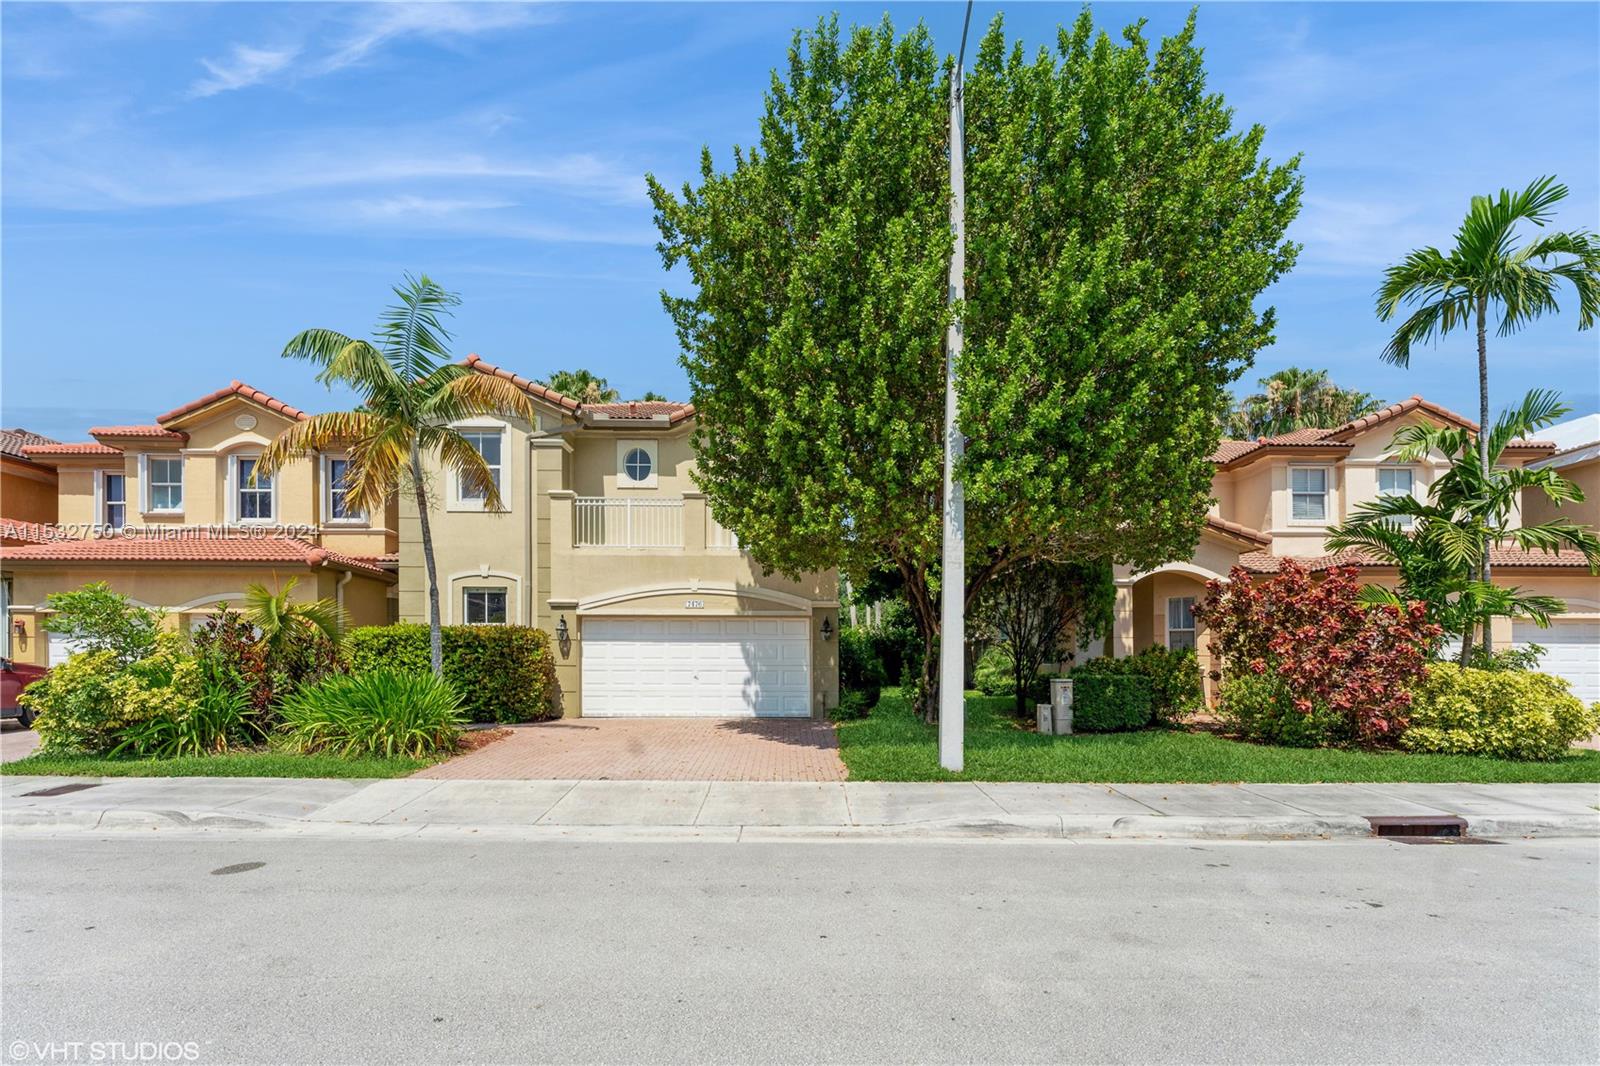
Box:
2;775;1596;841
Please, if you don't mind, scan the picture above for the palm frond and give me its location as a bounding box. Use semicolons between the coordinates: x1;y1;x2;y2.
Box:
378;273;461;383
256;411;384;479
437;429;506;512
426;370;540;425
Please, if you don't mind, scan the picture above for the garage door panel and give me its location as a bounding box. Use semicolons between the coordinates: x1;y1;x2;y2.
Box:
1512;620;1600;703
582;616;812;717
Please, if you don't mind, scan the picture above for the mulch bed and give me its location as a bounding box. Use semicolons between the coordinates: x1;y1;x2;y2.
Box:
455;727;512;754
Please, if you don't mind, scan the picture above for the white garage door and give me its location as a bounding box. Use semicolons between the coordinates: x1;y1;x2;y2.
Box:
1512;619;1600;703
47;633;88;667
582;617;811;717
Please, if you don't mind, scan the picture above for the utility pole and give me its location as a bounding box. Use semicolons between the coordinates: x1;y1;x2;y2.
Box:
939;0;974;773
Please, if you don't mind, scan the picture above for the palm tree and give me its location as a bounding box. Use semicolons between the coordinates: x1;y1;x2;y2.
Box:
542;369;620;404
257;275;538;675
1327;390;1600;662
1225;367;1384;438
1375;176;1600;650
242;576;348;660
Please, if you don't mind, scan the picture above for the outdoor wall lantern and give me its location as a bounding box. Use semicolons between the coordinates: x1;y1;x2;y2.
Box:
820;617;834;642
555;615;569;642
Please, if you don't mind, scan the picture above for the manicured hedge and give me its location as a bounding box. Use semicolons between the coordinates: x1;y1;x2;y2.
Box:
1073;647;1203;723
344;624;558;724
1071;674;1154;732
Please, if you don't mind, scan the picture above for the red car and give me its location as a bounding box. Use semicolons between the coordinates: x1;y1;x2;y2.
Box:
1;658;47;729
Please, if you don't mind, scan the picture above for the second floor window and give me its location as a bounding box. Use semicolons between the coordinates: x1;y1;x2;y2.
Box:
1290;467;1328;522
1377;467;1415;529
102;473;126;529
327;457;360;522
147;457;183;512
1167;596;1197;651
458;430;502;504
237;457;273;521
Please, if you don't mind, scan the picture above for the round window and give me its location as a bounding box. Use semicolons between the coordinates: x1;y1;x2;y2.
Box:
624;447;653;482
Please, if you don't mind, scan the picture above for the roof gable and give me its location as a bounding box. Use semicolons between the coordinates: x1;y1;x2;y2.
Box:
157;381;308;428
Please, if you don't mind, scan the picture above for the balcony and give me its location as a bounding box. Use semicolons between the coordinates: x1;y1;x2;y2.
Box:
574;497;684;548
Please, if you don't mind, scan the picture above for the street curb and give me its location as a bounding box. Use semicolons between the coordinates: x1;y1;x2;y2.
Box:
9;808;1595;841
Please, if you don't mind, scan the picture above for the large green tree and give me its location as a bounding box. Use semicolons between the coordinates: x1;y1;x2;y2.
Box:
1225;367;1383;439
1376;176;1600;651
648;12;1301;717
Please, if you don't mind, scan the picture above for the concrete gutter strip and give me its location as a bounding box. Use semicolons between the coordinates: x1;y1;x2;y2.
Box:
2;778;1596;841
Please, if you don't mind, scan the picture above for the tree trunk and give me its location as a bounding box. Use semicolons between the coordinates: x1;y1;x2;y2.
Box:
410;441;444;677
1476;294;1494;656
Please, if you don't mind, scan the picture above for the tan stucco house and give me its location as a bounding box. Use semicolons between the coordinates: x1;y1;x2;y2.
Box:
1;381;397;666
398;355;839;718
1109;396;1600;702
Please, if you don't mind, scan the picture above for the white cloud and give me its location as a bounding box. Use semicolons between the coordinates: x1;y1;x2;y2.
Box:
189;43;300;98
186;3;553;98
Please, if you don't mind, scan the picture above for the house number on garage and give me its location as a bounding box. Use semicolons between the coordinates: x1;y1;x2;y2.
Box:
684;599;704;609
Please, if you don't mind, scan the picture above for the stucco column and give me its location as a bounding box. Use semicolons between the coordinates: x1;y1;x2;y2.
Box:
547;490;575;607
1112;582;1135;658
682;491;708;553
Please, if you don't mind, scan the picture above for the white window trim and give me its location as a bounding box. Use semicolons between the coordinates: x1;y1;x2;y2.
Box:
139;454;184;515
228;452;278;525
1287;465;1331;526
617;438;658;489
448;422;508;512
321;453;367;526
1166;596;1197;650
1376;464;1416;529
95;468;128;529
462;586;510;625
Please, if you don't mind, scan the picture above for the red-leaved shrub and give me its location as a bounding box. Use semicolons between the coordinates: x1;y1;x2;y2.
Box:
1194;561;1442;744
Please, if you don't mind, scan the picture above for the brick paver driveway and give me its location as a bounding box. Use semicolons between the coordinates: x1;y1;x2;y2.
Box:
415;718;847;781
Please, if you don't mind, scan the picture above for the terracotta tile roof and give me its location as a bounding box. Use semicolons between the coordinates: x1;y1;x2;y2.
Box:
0;532;393;579
586;400;697;425
21;441;123;458
0;520;71;545
0;428;59;461
1237;545;1595;574
157;381;308;426
462;354;583;413
1205;515;1271;548
1212;394;1554;467
89;425;189;442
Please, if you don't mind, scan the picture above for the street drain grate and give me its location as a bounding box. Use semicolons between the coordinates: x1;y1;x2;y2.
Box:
20;783;103;797
1366;815;1468;839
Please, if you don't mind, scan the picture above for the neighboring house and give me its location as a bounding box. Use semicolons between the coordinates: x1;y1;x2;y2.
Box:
0;381;398;667
399;355;839;718
1524;414;1599;532
1110;396;1600;702
2;428;65;660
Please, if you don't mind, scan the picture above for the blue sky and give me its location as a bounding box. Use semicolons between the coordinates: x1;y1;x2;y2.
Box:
3;2;1597;441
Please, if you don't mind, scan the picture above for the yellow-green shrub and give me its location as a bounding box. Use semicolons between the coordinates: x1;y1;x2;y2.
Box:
1403;663;1600;761
23;634;199;754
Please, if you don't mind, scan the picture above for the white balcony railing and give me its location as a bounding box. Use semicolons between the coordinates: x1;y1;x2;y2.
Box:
708;515;741;551
574;497;684;548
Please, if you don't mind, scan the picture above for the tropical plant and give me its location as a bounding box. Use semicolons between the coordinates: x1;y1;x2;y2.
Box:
111;673;253;758
973;560;1114;715
242;577;347;657
38;582;161;665
1376;175;1600;651
21;635;199;755
257;274;539;676
1224;367;1384;438
1404;662;1600;761
541;368;620;403
343;624;559;723
1194;560;1442;744
1327;389;1600;661
191;606;273;712
277;669;466;758
638;390;669;403
648;11;1301;718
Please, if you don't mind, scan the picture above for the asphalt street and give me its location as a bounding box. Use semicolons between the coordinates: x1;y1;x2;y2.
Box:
2;834;1596;1064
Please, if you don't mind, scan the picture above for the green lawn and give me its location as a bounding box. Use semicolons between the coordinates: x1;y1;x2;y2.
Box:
0;750;430;779
837;691;1600;784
